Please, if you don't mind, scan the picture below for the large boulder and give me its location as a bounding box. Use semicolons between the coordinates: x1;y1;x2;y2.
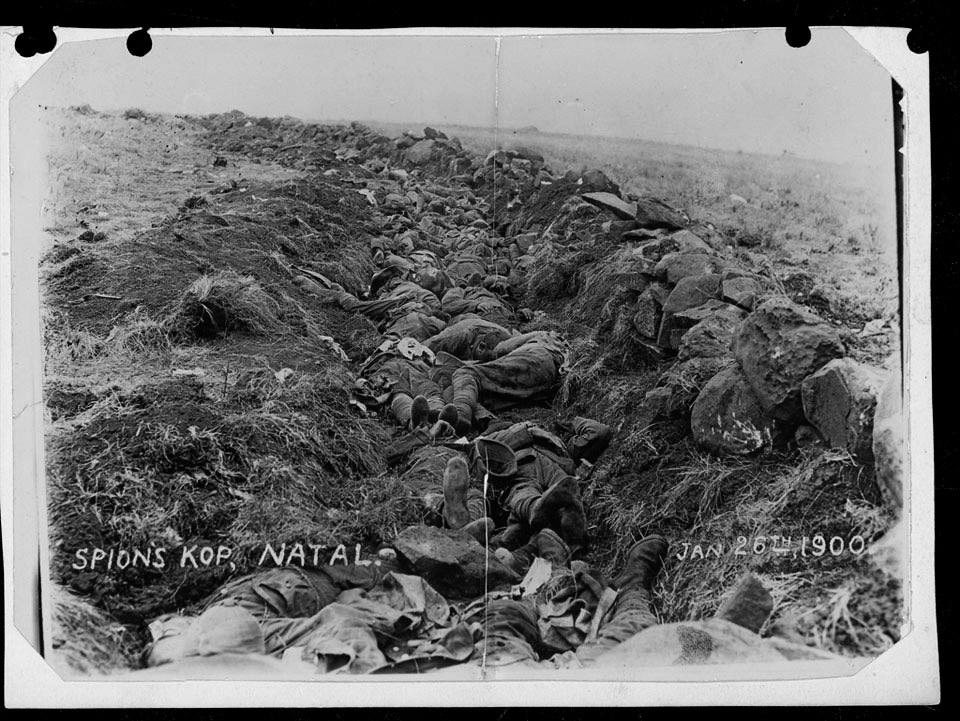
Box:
733;297;845;423
654;252;721;284
405;139;438;164
800;358;885;462
581;192;636;221
720;271;764;310
511;146;545;166
634;198;686;230
690;365;778;455
393;525;519;600
871;363;904;512
678;303;747;361
580;169;620;194
657;274;722;349
663;229;711;254
714;573;774;633
642;357;733;425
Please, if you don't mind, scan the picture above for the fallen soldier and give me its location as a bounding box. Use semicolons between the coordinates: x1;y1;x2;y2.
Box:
477;418;612;554
442;330;569;433
356;337;458;431
390;419;610;554
331;280;442;324
422;316;514;362
135;530;837;677
139;529;669;674
440;286;515;327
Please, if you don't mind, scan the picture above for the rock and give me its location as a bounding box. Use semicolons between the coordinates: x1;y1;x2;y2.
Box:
654;252;720;284
405;139;437;165
580;169;620;194
807;284;842;315
635;198;686;230
690;365;777;455
637;387;674;427
733;297;845;423
423;126;446;140
800;358;885;462
657;274;722;349
672;299;731;327
485;149;510;167
621;227;662;243
647;281;672;306
393;525;519;599
511;146;545;165
602;219;640;236
721;273;763;310
514;233;538;254
633;288;663;338
645;357;733;424
677;303;746;361
871;364;904;511
714;574;774;633
664;229;711;254
581;192;636;221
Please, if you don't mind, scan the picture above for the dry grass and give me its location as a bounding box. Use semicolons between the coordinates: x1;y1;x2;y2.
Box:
40;107;301;254
47;584;138;675
168;270;281;339
581;436;898;657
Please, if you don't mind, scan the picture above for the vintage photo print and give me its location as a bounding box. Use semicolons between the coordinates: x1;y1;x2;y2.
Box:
1;26;938;705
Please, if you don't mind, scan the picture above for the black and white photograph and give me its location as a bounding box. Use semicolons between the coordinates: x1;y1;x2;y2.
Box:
1;26;938;705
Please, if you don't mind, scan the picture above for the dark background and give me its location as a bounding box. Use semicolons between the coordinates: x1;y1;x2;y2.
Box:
2;1;951;713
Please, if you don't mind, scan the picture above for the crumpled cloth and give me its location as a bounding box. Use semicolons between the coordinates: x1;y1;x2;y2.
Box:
144;569;478;674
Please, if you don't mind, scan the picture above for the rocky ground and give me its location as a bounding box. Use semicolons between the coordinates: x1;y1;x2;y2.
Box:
41;106;903;674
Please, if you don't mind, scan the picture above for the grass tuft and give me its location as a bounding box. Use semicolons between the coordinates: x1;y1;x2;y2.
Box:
48;584;138;675
168;270;281;339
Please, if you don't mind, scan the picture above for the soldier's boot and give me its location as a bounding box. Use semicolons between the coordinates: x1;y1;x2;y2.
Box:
461;517;495;545
612;535;669;592
499;528;572;574
559;502;589;555
410;395;431;429
439;403;460;429
489;523;531;551
442;456;472;530
429;419;456;440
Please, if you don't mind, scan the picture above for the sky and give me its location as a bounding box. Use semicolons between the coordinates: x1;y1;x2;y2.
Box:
14;29;894;165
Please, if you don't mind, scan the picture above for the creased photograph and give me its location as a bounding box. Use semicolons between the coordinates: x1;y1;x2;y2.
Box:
0;26;937;703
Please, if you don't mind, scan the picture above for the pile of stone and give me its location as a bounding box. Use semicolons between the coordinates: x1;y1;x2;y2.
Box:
461;151;901;512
